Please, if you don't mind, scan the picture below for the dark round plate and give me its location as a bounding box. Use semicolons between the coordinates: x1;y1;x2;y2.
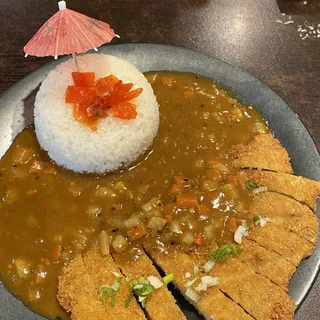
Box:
0;43;319;320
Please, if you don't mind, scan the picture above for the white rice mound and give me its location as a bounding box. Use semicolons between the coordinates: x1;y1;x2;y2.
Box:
34;54;159;173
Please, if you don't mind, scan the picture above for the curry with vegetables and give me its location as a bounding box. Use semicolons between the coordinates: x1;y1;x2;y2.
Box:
0;72;269;319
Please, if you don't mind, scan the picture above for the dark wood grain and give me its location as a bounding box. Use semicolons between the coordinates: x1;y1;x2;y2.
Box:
0;0;320;319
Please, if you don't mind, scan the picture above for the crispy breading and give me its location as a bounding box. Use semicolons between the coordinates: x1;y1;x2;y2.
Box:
230;134;292;173
82;246;146;320
197;287;254;320
145;247;254;320
247;223;314;266
57;254;109;320
113;249;186;320
206;258;295;320
237;169;320;210
239;239;296;290
189;243;295;319
249;192;318;244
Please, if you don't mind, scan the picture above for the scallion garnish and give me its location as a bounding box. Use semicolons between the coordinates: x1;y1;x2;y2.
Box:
246;180;258;189
125;277;156;307
100;286;115;303
207;243;241;262
253;216;260;223
138;284;154;297
99;277;122;307
163;273;174;284
125;289;133;308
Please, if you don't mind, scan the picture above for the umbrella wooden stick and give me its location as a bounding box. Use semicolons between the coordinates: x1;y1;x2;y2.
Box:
72;53;80;71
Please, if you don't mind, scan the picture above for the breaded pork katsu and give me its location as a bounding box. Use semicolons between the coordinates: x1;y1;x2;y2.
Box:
58;133;320;320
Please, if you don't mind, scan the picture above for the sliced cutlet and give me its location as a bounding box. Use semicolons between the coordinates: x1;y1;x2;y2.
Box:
249;192;318;244
200;240;295;291
113;249;186;320
203;257;295;320
230;133;292;173
237;169;320;211
145;247;254;320
239;239;296;290
187;243;295;320
57;254;109;320
82;246;146;320
246;223;314;266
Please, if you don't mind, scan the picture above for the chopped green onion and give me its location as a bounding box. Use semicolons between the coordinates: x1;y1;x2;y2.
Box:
99;286;116;306
207;244;241;262
253;216;260;223
99;277;122;307
112;277;122;291
125;289;133;308
163;273;174;284
125;278;140;308
138;284;154;297
245;180;258;189
125;277;155;307
128;279;140;288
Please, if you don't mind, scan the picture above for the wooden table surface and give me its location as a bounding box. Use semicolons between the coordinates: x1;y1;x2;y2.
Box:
0;0;319;319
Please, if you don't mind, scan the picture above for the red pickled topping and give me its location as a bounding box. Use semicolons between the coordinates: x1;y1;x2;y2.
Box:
108;87;143;105
112;102;137;120
95;75;119;95
73;104;99;131
65;86;97;105
65;72;143;130
113;81;134;92
72;72;95;87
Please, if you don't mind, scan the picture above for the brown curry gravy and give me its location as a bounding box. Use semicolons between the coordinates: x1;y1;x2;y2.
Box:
0;72;268;319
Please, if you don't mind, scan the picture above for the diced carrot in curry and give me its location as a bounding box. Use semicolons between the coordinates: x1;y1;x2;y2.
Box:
127;224;147;241
71;72;95;87
194;234;205;246
196;204;209;216
205;168;223;181
169;184;184;195
176;194;199;208
174;175;190;186
227;216;238;233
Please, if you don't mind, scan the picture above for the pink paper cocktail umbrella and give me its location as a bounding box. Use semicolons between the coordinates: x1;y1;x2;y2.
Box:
24;1;118;70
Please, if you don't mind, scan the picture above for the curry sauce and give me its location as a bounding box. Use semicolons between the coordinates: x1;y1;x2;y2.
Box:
0;72;268;319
